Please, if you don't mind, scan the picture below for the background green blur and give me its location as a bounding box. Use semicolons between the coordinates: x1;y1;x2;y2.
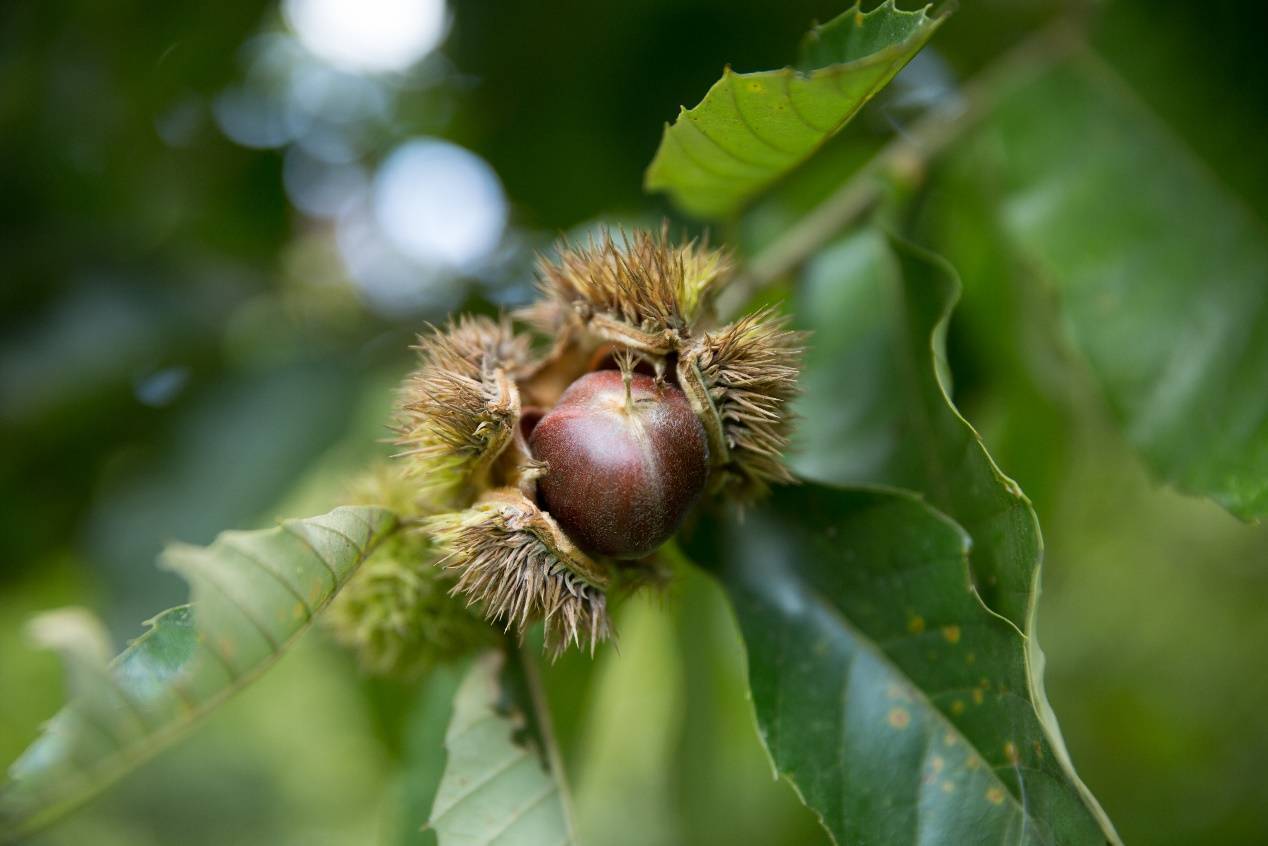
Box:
3;1;1267;844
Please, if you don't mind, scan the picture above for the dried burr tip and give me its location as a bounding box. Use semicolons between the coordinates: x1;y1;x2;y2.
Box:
394;316;531;510
522;225;732;351
680;306;805;501
426;491;613;657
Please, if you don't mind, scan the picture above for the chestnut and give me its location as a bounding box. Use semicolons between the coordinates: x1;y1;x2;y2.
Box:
529;370;709;559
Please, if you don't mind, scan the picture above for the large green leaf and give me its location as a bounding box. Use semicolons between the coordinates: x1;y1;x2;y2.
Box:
645;1;945;219
792;230;1035;628
428;650;574;846
727;230;1119;841
947;55;1268;521
0;506;396;842
685;484;1119;845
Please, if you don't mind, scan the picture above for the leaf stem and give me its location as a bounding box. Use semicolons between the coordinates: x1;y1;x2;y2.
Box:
720;23;1081;317
514;639;578;842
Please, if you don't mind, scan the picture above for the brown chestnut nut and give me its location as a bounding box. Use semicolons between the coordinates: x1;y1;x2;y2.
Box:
529;370;709;559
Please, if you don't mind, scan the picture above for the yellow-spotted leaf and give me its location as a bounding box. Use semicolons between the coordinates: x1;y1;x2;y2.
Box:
685;485;1120;845
645;1;946;218
691;231;1121;843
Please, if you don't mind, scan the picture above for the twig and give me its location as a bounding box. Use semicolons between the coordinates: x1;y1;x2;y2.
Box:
720;23;1082;317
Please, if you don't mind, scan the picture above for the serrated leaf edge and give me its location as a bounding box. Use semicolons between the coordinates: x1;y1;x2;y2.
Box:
0;506;397;842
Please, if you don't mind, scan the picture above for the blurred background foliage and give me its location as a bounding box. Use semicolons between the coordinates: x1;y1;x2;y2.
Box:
1;0;1266;844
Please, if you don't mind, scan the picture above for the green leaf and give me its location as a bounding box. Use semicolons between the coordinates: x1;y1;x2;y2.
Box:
947;55;1268;521
428;650;574;846
572;596;684;846
644;1;946;219
903;127;1079;520
0;505;396;842
684;484;1119;845
723;230;1119;841
792;230;1034;628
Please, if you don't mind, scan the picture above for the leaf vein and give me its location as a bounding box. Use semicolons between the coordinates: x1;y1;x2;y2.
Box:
482;780;560;846
186;562;282;653
280;522;341;587
430;747;530;820
726;72;800;157
223;539;315;621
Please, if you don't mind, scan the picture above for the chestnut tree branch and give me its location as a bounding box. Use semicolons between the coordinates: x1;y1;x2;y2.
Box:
720;23;1081;318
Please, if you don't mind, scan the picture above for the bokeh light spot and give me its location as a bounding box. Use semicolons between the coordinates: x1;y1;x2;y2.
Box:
283;0;447;74
372;138;508;271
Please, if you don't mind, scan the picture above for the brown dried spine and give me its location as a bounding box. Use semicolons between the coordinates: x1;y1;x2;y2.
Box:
680;307;804;500
426;489;612;657
394;316;530;510
385;226;804;659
